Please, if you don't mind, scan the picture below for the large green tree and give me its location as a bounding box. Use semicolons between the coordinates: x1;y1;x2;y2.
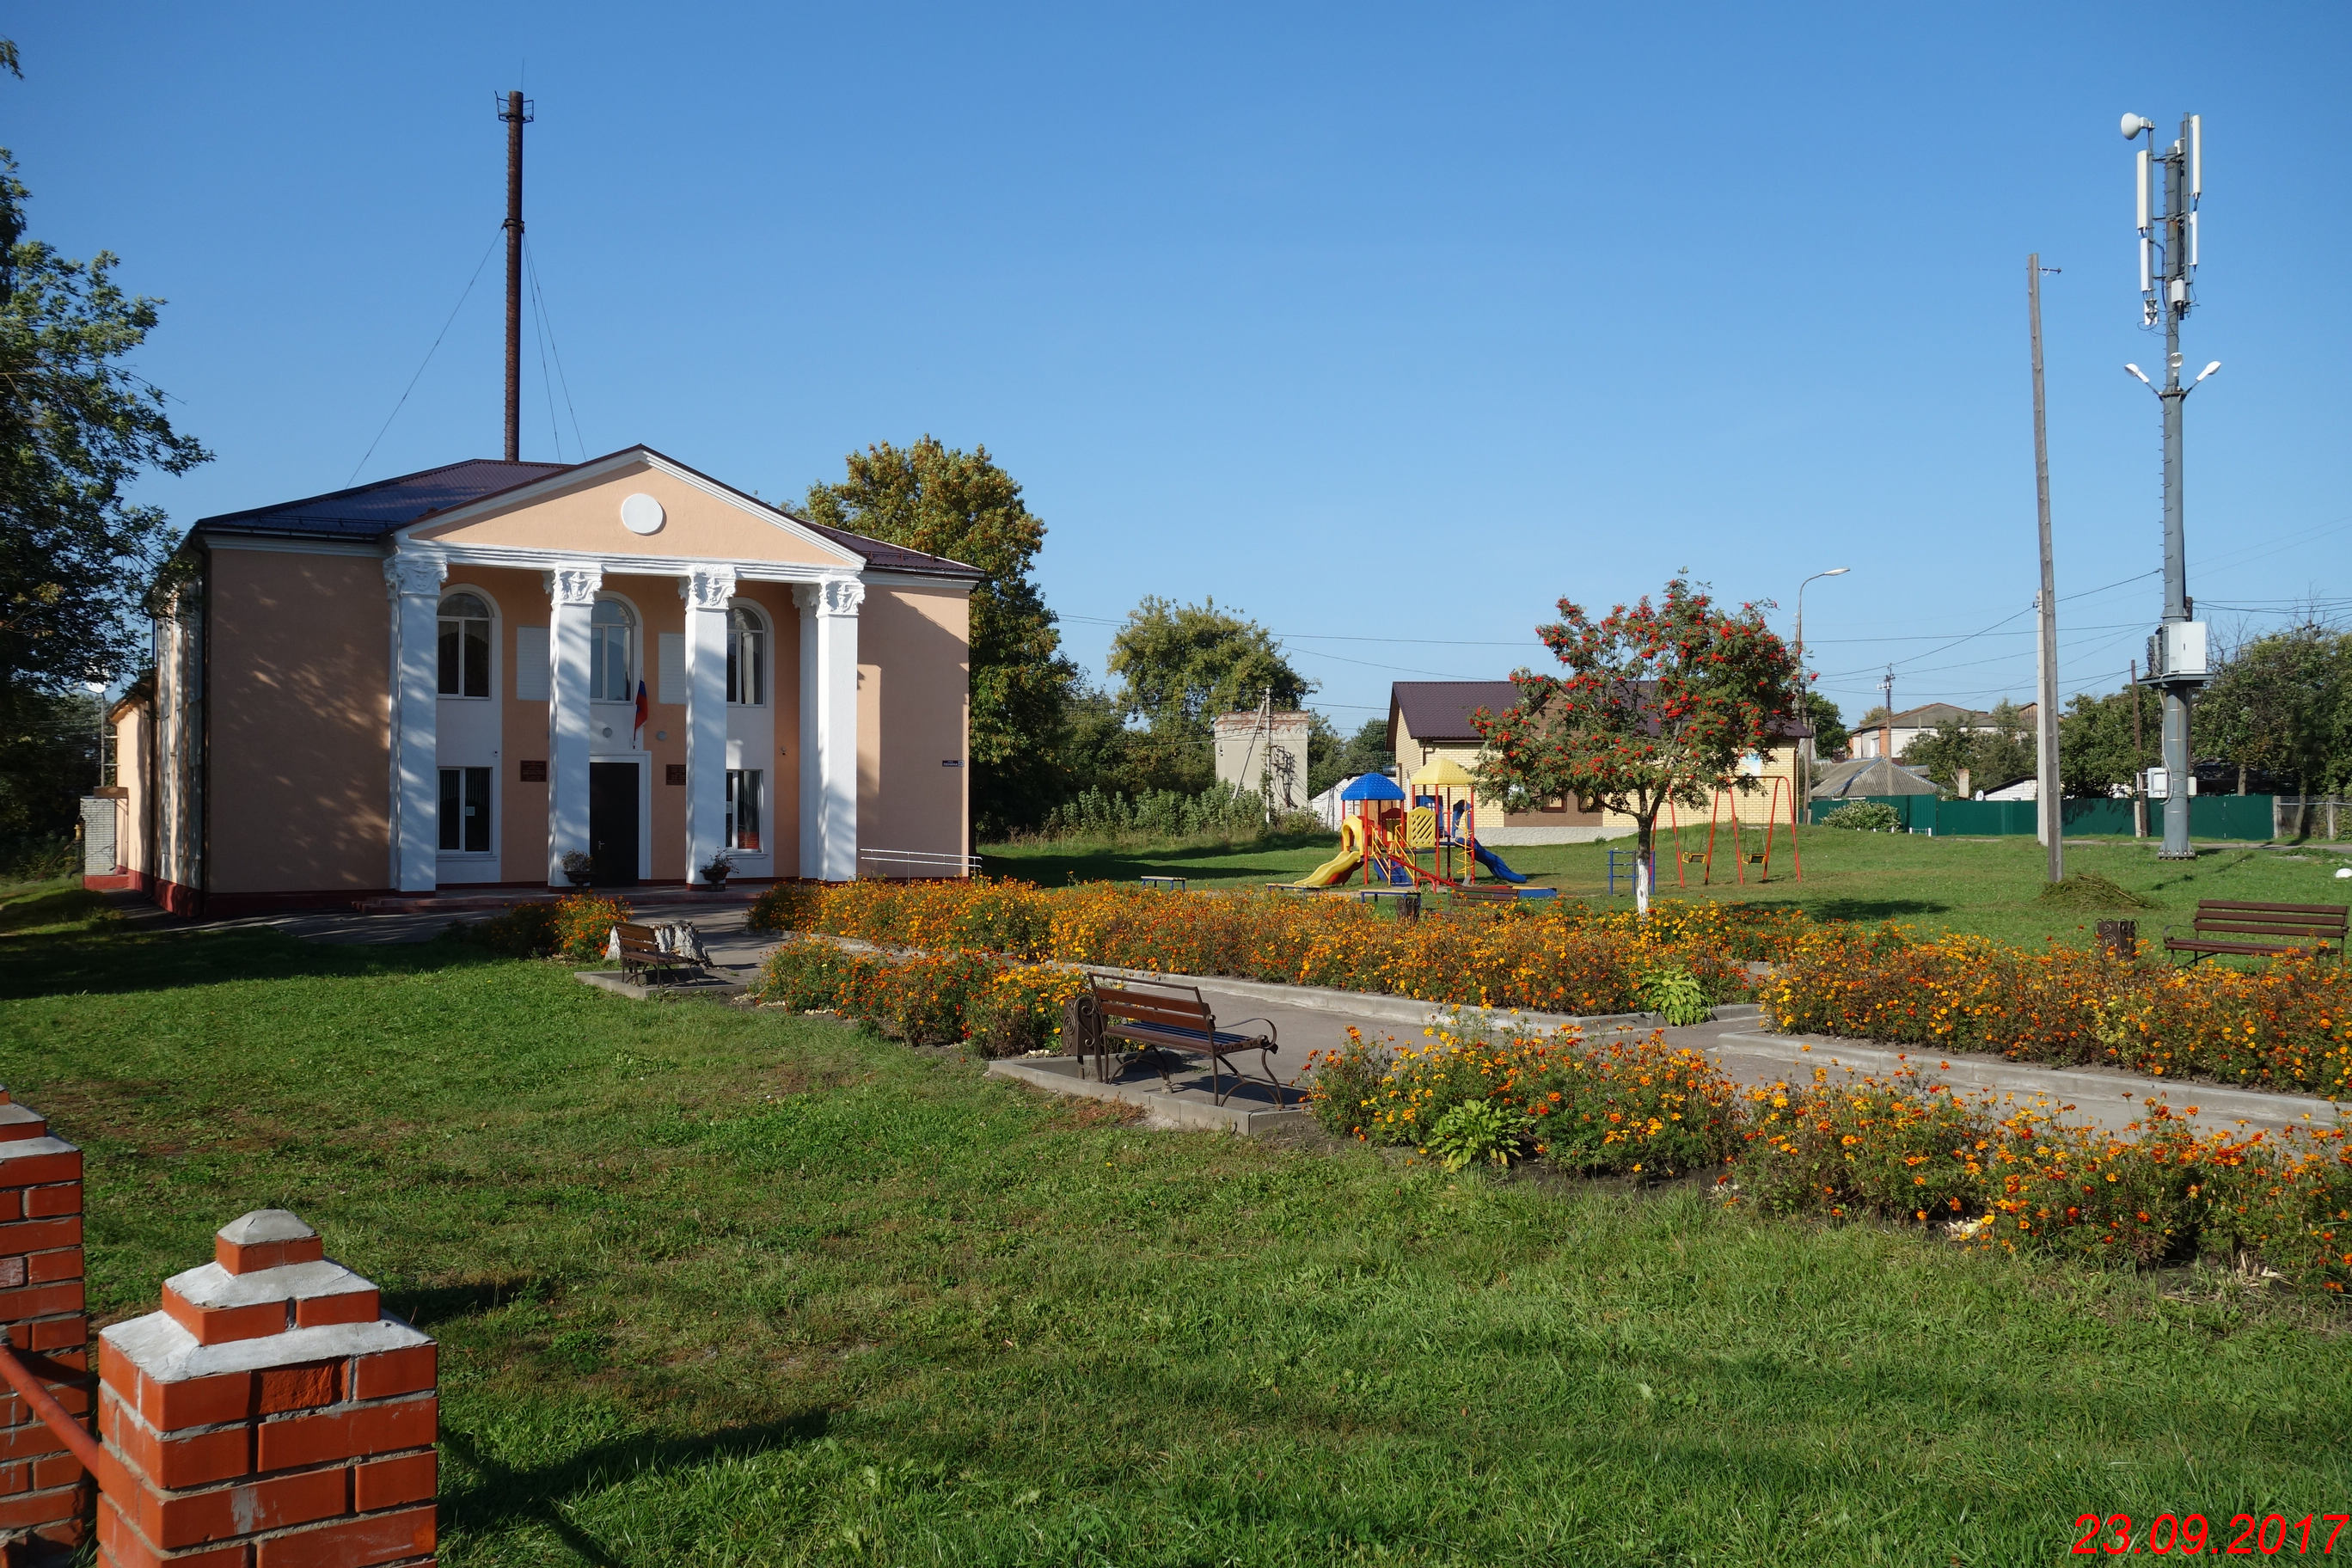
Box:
2057;683;2159;798
802;437;1073;835
1106;597;1314;729
1;134;210;685
0;45;209;842
2197;628;2348;796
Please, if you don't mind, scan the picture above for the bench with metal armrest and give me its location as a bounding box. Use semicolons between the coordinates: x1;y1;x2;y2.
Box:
613;922;713;985
1065;974;1283;1106
2163;900;2347;966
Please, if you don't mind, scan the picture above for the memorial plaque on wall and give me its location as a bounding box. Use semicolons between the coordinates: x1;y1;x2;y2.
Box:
519;760;548;782
666;764;687;786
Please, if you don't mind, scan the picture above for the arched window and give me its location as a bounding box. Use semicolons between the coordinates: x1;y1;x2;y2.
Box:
726;604;766;707
438;591;492;698
590;598;635;701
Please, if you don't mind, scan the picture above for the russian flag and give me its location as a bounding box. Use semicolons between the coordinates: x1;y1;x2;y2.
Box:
634;679;648;744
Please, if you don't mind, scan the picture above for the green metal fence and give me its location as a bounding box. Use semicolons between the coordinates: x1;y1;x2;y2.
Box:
1809;794;2275;841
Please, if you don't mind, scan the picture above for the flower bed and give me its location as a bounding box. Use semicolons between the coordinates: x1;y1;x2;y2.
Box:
751;938;1085;1056
456;895;629;961
1764;928;2352;1098
746;880;1790;1016
1305;1024;2352;1292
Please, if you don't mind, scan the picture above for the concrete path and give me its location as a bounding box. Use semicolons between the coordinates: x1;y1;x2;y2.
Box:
104;891;2343;1139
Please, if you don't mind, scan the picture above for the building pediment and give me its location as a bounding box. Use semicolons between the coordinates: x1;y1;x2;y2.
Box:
399;447;864;572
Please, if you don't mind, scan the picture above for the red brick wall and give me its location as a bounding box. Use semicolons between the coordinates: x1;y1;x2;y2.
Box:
0;1090;92;1553
95;1212;436;1567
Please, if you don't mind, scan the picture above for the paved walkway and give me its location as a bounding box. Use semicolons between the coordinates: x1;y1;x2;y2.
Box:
107;892;2344;1139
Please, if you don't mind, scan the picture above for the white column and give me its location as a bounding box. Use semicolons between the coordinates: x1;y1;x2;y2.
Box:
383;551;446;893
680;566;737;884
546;564;603;885
816;578;863;880
794;585;821;878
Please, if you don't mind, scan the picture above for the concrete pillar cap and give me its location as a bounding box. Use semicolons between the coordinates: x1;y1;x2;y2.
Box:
217;1209;315;1246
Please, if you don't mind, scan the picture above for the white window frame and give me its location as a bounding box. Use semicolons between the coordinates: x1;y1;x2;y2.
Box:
725;768;763;852
438;591;495;700
437;765;495;856
588;595;638;704
726;601;769;707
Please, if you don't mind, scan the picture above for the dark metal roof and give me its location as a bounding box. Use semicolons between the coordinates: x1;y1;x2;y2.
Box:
194;460;572;540
796;518;983;579
1389;681;1522;744
1389;678;1812;748
187;447;983;580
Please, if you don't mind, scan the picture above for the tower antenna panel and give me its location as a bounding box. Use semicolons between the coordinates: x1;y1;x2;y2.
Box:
2135;147;2151;232
2190;114;2202;201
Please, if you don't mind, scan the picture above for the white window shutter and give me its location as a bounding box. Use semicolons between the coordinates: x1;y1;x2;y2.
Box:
658;634;686;705
515;627;550;701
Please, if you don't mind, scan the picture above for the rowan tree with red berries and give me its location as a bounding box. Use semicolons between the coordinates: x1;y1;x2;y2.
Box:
1470;576;1802;914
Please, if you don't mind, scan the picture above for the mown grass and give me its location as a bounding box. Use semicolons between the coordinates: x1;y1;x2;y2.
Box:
3;885;2349;1565
983;830;2348;949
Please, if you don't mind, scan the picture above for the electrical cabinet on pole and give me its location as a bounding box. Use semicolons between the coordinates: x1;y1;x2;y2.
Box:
2121;111;2216;861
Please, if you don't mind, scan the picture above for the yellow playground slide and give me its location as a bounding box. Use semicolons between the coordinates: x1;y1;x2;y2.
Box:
1291;818;1366;888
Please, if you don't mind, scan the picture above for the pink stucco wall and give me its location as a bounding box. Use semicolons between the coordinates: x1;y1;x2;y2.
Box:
205;550;392;893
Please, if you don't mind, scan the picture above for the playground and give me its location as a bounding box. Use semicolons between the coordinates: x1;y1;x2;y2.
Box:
982;815;2349;948
1283;762;1559;899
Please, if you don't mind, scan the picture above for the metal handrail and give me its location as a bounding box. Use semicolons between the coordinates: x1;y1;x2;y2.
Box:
0;1338;102;1475
854;848;983;878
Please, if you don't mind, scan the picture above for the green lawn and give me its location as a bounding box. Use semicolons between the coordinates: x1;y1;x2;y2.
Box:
4;880;2349;1565
983;828;2350;947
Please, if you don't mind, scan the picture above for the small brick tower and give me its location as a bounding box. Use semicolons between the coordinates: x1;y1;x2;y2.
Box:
96;1211;437;1567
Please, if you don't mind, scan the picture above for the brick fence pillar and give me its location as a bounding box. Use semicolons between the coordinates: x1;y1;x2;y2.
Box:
95;1211;436;1568
0;1088;92;1556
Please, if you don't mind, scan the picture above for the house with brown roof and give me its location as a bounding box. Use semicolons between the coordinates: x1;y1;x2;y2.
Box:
1852;701;2037;760
1387;680;1814;843
102;445;978;916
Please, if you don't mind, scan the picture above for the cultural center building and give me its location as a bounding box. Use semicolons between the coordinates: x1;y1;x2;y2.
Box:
106;446;978;916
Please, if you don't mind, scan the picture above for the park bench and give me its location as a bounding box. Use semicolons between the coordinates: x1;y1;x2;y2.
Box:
2163;900;2347;967
613;922;714;985
1139;874;1187;892
1448;884;1558;907
1069;974;1283;1106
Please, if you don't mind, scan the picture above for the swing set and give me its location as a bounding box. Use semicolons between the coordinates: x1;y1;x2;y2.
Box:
1662;775;1805;887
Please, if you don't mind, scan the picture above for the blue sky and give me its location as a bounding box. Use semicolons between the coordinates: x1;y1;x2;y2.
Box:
11;3;2349;730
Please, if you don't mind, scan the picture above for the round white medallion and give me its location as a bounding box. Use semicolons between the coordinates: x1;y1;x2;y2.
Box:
619;493;665;536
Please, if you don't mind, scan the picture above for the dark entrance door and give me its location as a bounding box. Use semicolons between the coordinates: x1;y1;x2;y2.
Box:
588;762;640;887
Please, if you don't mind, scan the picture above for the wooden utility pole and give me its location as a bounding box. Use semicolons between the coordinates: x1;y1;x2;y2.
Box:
2028;255;2062;882
498;91;532;462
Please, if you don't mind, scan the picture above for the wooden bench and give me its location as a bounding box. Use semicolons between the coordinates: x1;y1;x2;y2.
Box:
1076;975;1282;1106
1139;874;1187;893
2164;900;2348;967
614;922;709;985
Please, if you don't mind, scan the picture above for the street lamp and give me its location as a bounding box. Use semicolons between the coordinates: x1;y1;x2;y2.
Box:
1793;568;1850;804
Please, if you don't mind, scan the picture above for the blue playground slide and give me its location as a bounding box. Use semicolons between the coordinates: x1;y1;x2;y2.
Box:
1467;841;1528;884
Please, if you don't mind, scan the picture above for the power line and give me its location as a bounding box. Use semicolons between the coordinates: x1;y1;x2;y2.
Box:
524;238;588;462
346;229;502;486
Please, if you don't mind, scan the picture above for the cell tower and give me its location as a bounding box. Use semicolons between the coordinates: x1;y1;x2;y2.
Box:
2120;111;2219;861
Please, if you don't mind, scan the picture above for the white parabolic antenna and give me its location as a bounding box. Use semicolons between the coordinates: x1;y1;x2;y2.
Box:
619;493;665;536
